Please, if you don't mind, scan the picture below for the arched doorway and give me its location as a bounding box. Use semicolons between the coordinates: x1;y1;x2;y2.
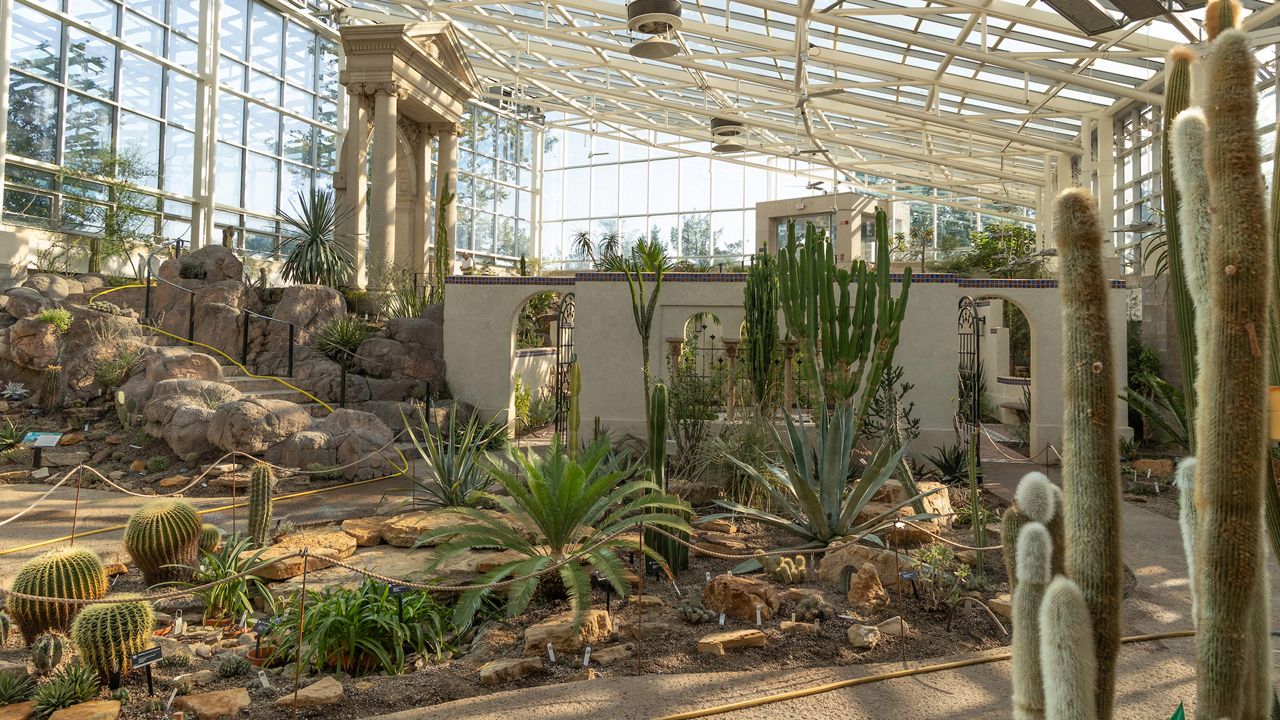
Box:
509;290;561;437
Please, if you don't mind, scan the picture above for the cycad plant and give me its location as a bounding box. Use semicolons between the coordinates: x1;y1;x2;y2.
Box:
280;188;354;288
419;437;691;628
400;408;494;509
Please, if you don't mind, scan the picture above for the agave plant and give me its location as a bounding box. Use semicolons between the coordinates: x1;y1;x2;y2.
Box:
1123;370;1189;448
163;534;275;622
280;188;354;288
399;408;495;509
713;404;939;560
418;438;691;628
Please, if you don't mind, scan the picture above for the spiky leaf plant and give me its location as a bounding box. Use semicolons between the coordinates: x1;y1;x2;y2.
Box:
400;407;495;509
163;534;275;622
7;548;109;644
32;664;98;717
279;188;354;288
0;671;35;705
418;437;691;629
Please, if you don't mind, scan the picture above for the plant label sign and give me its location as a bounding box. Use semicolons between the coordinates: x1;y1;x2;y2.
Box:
131;646;164;668
389;584;412;595
21;432;61;448
253;618;273;635
899;570;918;581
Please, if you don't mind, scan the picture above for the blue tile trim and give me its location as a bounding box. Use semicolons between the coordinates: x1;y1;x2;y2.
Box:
444;275;577;285
997;375;1032;386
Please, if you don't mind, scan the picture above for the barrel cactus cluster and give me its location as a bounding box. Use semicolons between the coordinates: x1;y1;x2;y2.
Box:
70;596;155;687
7;548;109;644
123;499;202;585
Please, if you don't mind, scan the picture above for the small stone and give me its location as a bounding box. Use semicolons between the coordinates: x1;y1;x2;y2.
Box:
129;460;146;472
207;463;240;476
0;701;35;720
0;470;28;481
702;575;781;622
192;643;213;659
619;620;672;640
990;593;1012;619
589;644;633;666
210;475;249;490
696;629;767;656
174;688;250;719
848;625;880;650
176;669;217;687
90;449;111;464
158;475;190;488
57;432;84;446
340;517;385;547
876;616;909;635
48;701;120;720
846;563;889;613
479;657;541;686
693;518;736;534
523;609;612;656
275;676;344;708
784;587;826;604
633;595;664;609
29;467;49;480
570;667;601;682
104;434;125;445
780;620;819;634
103;562;128;576
107;471;126;481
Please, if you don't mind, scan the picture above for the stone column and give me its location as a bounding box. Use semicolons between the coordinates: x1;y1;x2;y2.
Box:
436;125;461;273
369;81;401;287
406;123;434;277
339;86;370;288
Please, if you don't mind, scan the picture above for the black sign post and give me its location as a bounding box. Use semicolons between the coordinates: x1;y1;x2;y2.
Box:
131;646;164;695
390;584;410;624
253;618;273;657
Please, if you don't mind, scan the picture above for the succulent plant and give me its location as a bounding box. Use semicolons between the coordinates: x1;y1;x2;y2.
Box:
32;631;69;674
32;664;99;716
109;687;131;704
643;384;688;572
0;611;11;644
198;524;222;553
69;596;155;687
39;366;62;415
1012;522;1052;720
217;654;251;678
793;593;834;622
248;463;274;548
114;390;136;429
123;499;201;585
675;598;717;625
7;548;109;644
758;552;806;585
0;671;36;705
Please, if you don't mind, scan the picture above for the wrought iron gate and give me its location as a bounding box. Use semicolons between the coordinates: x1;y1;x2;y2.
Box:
957;296;985;470
554;293;577;441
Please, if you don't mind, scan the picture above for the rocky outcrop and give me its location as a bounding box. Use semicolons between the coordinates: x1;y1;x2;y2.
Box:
819;543;913;592
120;347;222;407
206;398;312;454
159;245;244;284
8;317;60;368
142;380;243;462
702;574;781;622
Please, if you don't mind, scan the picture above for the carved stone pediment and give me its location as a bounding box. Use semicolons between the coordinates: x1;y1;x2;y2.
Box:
339;21;478;125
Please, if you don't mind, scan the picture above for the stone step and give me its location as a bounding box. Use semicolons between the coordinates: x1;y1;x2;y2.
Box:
220;375;295;392
236;387;314;403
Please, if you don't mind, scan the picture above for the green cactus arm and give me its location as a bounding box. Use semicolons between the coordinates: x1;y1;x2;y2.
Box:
1162;47;1199;452
1013;522;1052;720
1039;577;1098;720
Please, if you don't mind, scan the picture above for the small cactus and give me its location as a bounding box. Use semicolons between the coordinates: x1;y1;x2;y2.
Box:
114;390;136;429
31;631;69;674
110;687;131;704
217;654;251;678
1038;577;1097;720
757;552;806;584
7;548;109;644
198;524;222;554
248;464;273;548
123;499;202;586
1012;522;1053;720
0;611;11;644
794;593;834;622
40;366;62;415
675;599;717;625
69;596;155;687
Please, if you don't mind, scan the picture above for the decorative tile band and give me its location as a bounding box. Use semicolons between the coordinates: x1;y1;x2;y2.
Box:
997;375;1033;386
515;347;557;357
444;275;577;285
574;272;748;282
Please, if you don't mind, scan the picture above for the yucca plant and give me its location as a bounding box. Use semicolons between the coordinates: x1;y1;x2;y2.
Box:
313;315;377;371
1123;370;1189;448
924;443;969;484
400;408;494;509
713;404;937;555
280;188;354;288
419;437;691;628
162;534;275;622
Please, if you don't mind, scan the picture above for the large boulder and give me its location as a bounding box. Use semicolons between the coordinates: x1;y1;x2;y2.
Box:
2;287;52;319
818;543;914;592
143;380;241;462
119;347;222;407
288;346;372;404
60;307;145;399
23;273;85;301
265;430;337;469
191;302;244;360
160;245;243;284
314;410;396;480
270;285;345;347
150;378;242;405
8;317;61;369
522;610;612;656
702;574;781;622
206;397;312;454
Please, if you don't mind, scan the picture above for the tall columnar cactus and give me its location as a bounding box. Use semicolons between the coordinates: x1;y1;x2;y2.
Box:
70;597;155;687
643;383;687;572
1160;45;1197;448
567;362;581;460
1055;188;1121;719
40;366;61;416
32;631;68;674
7;548;109;644
1002;504;1028;593
1174;458;1198;624
743;252;779;409
1185;14;1273;717
248;464;274;548
1013;521;1053;720
1039;577;1098;720
123;499;202;586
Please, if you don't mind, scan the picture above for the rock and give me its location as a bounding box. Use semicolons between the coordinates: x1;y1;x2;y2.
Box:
191;643;213;659
159;475;190;488
1133;458;1175;477
42;451;89;467
3;287;52;318
381;509;508;548
57;432;84;446
174;688;250;719
848;625;880;650
340;517;385;546
523;609;613;656
160;402;219;466
693;518;736;534
206;398;311;454
48;701;119;720
633;595;664;608
570;667;601;682
884;519;941;547
876;616;909;635
249;529;357;581
696;629;767;656
783;587;826;604
819;543;913;592
29;468;49;480
269;286;345;348
24;273;84;300
120;347;222;407
780;620;819;634
178;669;217;686
0;661;27;679
846;563;889;613
129;460;147;472
0;701;35;720
590;644;633;666
170;246;243;284
314;410;396;480
479;657;541;686
917;481;954;527
275;676;344;708
103;562;128;576
8;317;60;369
619;620;672;640
702;574;781;622
990;593;1012;619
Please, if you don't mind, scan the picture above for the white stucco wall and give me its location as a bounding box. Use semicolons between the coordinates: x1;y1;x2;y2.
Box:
443;271;1131;460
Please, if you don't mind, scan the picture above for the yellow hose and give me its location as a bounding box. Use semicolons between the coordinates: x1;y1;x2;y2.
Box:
655;630;1196;720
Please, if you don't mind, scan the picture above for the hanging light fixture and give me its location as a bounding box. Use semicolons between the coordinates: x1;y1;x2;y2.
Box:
711;116;747;152
627;0;682;59
629;35;680;59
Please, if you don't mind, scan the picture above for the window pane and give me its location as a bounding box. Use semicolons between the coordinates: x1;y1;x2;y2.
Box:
68;0;118;35
246;103;280;155
219;58;246;90
649;160;678;214
120;52;163;116
591;164;618;217
64;93;114;170
316;130;336;170
166;71;197;128
218;96;245;144
250;3;283;74
215;143;242;207
67;30;116;99
245;153;278;215
281;162;310;210
164;127;194;195
6;75;59;162
11;5;61;80
542;170;562;222
121;11;164;56
169;34;198;71
284;23;316;87
619;162;647;217
249;70;281;105
564;167;589;219
221;0;247;59
282;116;313;165
119;112;162;188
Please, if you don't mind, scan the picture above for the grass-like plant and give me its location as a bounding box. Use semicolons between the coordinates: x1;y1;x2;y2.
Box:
163;534;275;622
400;408;494;509
35;308;72;332
0;672;35;705
280;188;354;288
313;315;377;371
32;664;98;718
924;443;969;484
419;438;691;628
266;580;461;676
713;405;936;552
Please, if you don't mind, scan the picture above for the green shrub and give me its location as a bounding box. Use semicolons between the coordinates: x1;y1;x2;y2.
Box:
92;345;142;390
35;308;72;332
924;443;968;484
910;543;971;612
0;672;36;705
163;535;275;622
313;316;377;370
32;664;99;717
145;456;169;473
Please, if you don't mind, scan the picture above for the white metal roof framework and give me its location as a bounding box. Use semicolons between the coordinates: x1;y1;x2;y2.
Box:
332;0;1280;215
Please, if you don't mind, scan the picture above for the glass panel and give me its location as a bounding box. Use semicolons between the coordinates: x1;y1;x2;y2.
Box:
121;11;164;56
166;70;197;128
169;34;198;71
68;0;119;35
244;152;278;215
120;52;163;116
219;58;246;90
591;164;618;217
215;143;242;207
129;0;166;23
280;162;310;210
171;1;199;37
563;168;589;219
67;29;116;99
473;212;495;254
221;0;248;59
284;23;316;88
281;116;313;165
246;103;280;155
7;75;60;162
456;209;473;250
63;93;114;170
11;5;61;80
283;85;313;120
249;70;282;105
649;159;678;214
119;112;162;188
542;170;562;222
163;126;195;195
619;162;647;217
316;130;337;170
218;96;245;143
250;3;283;74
